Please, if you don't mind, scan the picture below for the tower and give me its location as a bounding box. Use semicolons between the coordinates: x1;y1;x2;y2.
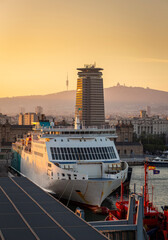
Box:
66;74;69;91
75;64;105;127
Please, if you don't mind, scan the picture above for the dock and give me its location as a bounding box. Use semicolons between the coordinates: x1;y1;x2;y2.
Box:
121;157;145;166
0;177;106;240
89;193;147;240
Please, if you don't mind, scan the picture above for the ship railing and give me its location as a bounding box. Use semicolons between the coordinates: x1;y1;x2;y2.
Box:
35;125;116;131
52;162;75;170
61;164;74;171
120;154;146;159
108;163;121;171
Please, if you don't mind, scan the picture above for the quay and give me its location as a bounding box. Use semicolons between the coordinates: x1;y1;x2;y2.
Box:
121;157;145;166
0;177;106;240
89;193;147;240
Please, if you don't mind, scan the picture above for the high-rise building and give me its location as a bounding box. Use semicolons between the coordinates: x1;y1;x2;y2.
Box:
140;110;147;119
75;64;105;127
18;113;24;125
19;113;38;125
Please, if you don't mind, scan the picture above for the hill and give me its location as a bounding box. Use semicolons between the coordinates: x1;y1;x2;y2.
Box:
0;86;168;115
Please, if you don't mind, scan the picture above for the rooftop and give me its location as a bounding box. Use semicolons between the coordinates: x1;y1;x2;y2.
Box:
77;64;103;72
0;177;106;240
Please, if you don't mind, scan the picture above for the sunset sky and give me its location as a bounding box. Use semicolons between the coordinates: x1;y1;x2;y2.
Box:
0;0;168;97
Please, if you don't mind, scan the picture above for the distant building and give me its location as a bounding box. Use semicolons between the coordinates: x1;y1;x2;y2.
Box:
0;122;32;149
116;121;133;142
132;111;168;136
146;106;151;116
35;106;43;115
75;64;105;127
0;113;11;125
115;121;143;157
19;113;38;125
18;113;24;125
140;110;147;119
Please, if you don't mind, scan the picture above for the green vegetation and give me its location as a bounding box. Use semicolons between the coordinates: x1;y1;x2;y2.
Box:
133;133;168;154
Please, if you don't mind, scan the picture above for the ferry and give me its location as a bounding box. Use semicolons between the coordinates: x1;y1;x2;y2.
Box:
148;157;168;167
12;118;128;207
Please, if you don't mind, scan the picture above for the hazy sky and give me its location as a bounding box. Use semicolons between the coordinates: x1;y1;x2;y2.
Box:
0;0;168;97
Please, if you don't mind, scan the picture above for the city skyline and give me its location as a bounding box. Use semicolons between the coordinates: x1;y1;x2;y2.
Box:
0;0;168;98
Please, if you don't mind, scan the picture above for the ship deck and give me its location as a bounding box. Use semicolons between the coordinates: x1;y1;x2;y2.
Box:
0;177;106;240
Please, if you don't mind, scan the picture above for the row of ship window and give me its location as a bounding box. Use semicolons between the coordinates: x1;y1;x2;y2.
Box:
50;147;116;161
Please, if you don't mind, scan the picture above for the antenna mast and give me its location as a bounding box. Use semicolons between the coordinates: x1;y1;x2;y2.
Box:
66;73;69;91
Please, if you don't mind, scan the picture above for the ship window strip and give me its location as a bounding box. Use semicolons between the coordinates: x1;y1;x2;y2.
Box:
50;147;116;161
101;148;105;159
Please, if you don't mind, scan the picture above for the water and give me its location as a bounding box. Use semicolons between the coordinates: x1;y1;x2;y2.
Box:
61;166;168;221
130;165;168;211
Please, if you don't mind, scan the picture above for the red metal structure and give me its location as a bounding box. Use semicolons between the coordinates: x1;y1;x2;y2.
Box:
106;163;168;239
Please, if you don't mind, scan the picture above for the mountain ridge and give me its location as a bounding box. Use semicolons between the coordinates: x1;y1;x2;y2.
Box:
0;86;167;115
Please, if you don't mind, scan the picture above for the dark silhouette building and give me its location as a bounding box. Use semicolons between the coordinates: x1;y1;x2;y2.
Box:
0;122;32;149
115;121;143;157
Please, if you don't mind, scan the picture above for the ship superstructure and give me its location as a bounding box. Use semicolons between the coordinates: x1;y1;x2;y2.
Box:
12;121;128;206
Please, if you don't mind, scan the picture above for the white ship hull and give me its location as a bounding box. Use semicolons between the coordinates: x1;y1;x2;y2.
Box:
48;178;123;206
18;151;128;206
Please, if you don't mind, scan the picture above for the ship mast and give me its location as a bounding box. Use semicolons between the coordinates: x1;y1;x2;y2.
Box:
120;179;123;202
75;114;81;130
144;163;149;214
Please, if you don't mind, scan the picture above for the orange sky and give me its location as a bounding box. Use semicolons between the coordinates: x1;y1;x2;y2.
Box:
0;0;168;97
